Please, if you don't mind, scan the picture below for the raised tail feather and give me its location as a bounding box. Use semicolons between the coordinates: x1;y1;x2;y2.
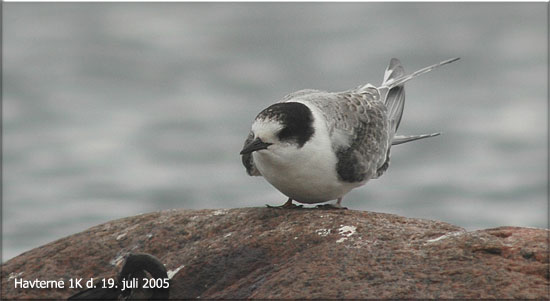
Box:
392;133;441;146
382;58;406;134
384;57;458;145
381;57;459;134
382;57;460;90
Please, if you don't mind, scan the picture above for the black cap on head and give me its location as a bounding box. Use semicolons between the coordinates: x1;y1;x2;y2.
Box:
256;102;315;147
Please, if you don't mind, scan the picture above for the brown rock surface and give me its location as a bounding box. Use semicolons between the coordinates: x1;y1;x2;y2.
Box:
2;207;549;299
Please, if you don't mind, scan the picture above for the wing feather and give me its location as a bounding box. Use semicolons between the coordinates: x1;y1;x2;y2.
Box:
289;90;391;183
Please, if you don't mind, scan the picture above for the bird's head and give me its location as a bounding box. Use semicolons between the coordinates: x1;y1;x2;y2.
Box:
240;102;315;156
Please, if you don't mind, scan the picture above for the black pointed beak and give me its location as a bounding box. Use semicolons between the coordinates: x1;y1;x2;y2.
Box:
240;138;272;155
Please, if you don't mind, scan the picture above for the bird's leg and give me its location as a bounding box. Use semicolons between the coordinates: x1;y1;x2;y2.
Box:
316;197;348;210
266;198;303;209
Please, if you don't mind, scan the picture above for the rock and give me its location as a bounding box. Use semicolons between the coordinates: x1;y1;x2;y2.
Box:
68;253;169;300
2;207;548;299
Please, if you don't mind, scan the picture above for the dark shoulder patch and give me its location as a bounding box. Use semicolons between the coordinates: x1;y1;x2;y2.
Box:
257;102;315;147
241;132;261;176
336;148;367;182
242;152;256;176
336;125;367;183
375;149;391;178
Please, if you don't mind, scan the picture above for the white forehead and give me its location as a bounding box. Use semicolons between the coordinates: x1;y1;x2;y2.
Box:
251;118;283;138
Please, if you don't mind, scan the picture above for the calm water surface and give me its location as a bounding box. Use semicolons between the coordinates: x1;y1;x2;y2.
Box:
3;3;547;261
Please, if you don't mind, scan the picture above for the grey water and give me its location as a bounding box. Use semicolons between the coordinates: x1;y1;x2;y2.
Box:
2;3;547;262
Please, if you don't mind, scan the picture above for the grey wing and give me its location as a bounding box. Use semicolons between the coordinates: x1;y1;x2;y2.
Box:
241;131;262;176
281;89;324;102
306;90;391;183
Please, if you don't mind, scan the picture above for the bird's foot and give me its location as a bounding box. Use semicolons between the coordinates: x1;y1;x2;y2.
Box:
266;198;303;209
316;198;347;210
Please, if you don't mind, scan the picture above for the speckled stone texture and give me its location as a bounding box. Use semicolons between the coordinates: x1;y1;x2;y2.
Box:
2;208;549;299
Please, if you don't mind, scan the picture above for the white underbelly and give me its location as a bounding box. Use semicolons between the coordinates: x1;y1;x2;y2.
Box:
253;150;363;204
